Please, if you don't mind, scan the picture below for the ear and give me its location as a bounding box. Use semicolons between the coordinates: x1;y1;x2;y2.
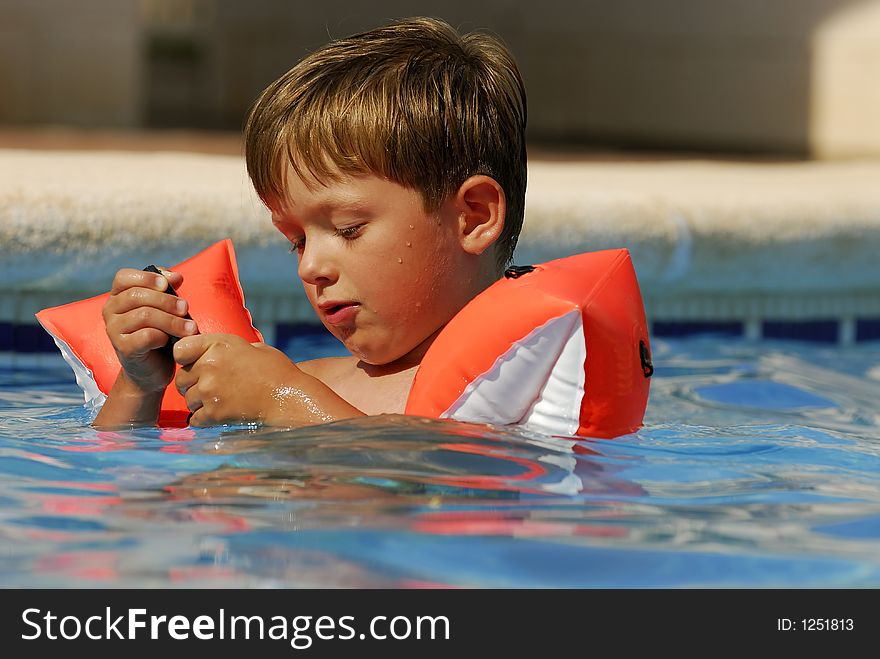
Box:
455;175;506;256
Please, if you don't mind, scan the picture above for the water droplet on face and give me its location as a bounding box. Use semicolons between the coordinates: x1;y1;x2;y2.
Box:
406;241;412;247
397;257;403;264
409;224;414;230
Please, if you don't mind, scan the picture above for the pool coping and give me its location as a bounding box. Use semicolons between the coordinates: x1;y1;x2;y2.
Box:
2;148;879;347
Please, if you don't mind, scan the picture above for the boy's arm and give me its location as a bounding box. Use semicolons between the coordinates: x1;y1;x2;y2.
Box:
93;371;165;428
252;353;366;426
266;369;366;426
173;334;365;427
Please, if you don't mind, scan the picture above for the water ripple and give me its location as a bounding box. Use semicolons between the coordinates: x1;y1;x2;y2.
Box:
0;338;878;587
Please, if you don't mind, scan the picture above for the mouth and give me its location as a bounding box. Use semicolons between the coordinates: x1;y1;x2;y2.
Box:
318;300;360;325
319;300;356;312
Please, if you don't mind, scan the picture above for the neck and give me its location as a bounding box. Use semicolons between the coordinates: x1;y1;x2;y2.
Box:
357;325;444;377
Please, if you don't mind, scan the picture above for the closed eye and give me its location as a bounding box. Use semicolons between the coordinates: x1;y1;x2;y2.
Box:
287;224;363;254
335;224;364;241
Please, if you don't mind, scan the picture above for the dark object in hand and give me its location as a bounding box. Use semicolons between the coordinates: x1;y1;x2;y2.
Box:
143;264;195;354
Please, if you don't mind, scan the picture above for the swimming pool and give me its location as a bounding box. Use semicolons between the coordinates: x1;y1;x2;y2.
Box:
1;332;878;588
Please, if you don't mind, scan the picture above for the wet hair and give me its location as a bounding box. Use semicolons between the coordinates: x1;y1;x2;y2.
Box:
245;16;527;269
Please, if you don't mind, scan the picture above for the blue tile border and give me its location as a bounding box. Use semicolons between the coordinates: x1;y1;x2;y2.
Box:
857;319;880;342
0;324;11;352
275;322;351;361
5;318;880;354
651;318;880;343
275;322;331;343
652;321;743;338
762;320;839;343
0;323;59;353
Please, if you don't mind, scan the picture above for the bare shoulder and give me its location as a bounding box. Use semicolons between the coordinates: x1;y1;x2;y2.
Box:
297;356;417;415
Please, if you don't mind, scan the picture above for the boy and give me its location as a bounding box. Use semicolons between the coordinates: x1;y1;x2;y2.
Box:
94;17;527;428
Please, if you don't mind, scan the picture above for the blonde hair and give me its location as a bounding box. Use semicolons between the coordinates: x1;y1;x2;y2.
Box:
245;16;527;269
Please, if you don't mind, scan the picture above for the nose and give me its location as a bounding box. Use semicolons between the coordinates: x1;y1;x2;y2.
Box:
297;236;338;286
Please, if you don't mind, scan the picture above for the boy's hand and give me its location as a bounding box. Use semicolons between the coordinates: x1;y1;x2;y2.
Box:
174;334;356;427
102;268;198;394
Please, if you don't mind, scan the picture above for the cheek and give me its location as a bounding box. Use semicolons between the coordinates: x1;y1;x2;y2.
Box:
387;239;457;316
350;223;460;318
301;280;318;305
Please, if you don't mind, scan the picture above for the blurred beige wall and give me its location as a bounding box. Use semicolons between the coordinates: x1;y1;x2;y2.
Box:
811;1;880;157
1;0;879;157
0;0;142;126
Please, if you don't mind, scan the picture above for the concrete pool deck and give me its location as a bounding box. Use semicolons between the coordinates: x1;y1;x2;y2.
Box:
1;130;879;346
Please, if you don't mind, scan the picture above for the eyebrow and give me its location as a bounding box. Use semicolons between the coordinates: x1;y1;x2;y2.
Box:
271;201;372;227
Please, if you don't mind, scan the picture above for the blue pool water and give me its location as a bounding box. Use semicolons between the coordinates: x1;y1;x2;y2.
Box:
1;335;878;587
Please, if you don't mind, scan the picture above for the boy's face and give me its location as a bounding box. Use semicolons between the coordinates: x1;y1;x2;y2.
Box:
272;163;478;366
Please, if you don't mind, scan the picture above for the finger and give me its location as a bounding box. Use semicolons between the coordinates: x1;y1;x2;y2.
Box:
187;406;216;428
187;406;206;428
175;365;197;396
111;287;191;317
173;334;213;366
110;268;170;295
117;327;172;357
184;384;204;416
115;307;198;340
187;409;203;427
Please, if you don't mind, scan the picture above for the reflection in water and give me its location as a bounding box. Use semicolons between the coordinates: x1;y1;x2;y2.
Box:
0;406;649;586
153;416;645;551
2;338;880;587
113;416;645;587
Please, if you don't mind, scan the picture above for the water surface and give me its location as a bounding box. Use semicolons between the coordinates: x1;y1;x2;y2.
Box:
1;337;878;587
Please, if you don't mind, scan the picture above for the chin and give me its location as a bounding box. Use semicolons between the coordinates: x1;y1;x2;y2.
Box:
348;347;397;366
343;339;411;367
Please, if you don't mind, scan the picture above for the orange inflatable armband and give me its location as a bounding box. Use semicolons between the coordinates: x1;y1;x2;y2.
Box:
36;239;263;426
405;249;652;439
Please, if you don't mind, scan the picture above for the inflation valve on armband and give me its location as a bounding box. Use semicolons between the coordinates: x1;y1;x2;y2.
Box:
504;265;535;279
640;340;654;378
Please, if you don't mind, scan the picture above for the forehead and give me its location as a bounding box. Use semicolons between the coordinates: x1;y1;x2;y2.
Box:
264;138;435;217
271;158;426;219
270;160;361;214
